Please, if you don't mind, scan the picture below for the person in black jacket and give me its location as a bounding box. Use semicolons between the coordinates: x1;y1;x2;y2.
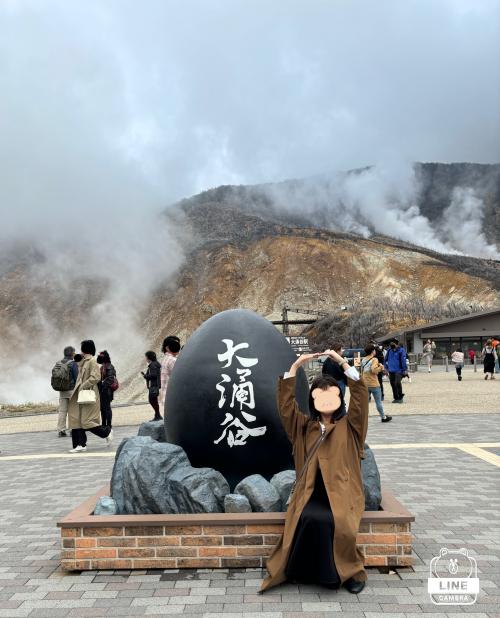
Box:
96;350;116;428
321;342;347;397
142;351;162;421
370;340;386;401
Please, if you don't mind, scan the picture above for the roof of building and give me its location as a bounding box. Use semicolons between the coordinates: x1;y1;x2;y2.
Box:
377;307;500;342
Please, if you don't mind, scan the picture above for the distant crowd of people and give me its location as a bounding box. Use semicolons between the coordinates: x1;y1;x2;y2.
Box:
51;335;181;451
421;337;499;381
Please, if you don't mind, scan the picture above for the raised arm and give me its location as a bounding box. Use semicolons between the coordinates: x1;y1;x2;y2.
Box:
277;353;322;442
346;373;369;458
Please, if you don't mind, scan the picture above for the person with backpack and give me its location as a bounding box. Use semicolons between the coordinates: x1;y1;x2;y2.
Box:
67;340;113;452
482;339;497;380
96;350;118;428
384;338;407;403
142;351;162;421
361;344;392;423
492;337;500;373
52;346;79;437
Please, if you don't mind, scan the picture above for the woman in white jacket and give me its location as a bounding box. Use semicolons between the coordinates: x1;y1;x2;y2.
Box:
451;348;465;381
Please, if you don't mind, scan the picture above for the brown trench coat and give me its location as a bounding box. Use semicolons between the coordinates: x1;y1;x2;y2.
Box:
68;356;102;430
261;374;369;592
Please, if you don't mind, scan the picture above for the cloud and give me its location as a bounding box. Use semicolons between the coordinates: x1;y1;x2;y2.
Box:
0;0;499;402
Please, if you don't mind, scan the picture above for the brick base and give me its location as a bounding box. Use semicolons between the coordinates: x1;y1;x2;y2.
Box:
58;487;414;571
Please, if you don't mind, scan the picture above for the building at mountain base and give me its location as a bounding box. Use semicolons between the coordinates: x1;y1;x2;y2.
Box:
377;308;500;358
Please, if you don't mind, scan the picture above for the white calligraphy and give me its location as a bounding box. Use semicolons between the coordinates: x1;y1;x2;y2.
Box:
214;339;266;447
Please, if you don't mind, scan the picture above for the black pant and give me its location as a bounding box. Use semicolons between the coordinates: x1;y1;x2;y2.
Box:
100;393;113;427
71;425;111;448
455;365;462;378
378;371;384;398
148;392;161;419
389;372;403;400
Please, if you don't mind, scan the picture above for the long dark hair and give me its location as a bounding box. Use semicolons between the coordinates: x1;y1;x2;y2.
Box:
308;374;346;421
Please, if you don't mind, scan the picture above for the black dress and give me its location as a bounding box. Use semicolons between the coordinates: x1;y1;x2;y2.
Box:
285;469;340;587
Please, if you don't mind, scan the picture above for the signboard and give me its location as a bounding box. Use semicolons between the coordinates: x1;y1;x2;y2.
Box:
285;336;311;355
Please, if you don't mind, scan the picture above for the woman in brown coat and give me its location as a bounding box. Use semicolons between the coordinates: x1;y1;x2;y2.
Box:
67;340;113;453
261;348;368;594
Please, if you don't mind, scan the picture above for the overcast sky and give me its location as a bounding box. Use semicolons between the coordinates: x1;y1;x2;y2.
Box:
0;0;499;236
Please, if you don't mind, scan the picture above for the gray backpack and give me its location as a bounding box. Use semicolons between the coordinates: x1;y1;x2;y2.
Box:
51;360;73;391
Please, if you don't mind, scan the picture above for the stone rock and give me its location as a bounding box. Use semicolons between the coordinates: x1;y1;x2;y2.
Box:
224;493;252;513
111;436;230;514
270;470;296;508
165;309;310;489
362;443;382;511
235;474;282;512
138;420;166;442
94;496;117;516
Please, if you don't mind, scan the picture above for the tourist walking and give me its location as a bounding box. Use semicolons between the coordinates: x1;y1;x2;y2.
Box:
96;350;117;428
361;345;392;422
142;351;162;421
159;335;181;410
51;346;79;437
493;337;500;373
451;348;465;381
321;342;347;397
384;339;407;403
422;339;435;372
261;348;368;594
67;340;113;452
482;339;497;380
468;349;476;365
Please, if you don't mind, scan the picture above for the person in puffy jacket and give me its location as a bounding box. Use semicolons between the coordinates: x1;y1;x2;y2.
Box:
96;350;116;428
384;339;407;403
451;348;464;381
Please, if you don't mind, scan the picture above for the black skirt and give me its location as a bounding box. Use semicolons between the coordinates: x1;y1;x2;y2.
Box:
285;469;340;587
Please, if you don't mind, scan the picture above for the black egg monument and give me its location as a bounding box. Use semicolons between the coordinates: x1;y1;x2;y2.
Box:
165;309;310;488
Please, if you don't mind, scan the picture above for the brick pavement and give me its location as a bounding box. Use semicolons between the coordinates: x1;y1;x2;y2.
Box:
0;413;498;617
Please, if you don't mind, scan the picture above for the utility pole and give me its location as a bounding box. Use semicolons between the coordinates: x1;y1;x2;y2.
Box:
282;306;289;336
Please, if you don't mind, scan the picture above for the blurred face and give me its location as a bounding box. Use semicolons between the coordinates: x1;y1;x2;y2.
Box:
311;385;341;413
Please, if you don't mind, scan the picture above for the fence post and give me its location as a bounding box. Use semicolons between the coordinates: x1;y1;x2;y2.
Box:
445;357;449;372
474;356;477;372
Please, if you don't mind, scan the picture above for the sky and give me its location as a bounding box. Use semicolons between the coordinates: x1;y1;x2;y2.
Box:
0;0;499;241
0;0;499;403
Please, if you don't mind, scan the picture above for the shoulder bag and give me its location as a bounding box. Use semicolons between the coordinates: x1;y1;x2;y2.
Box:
286;430;327;506
77;389;96;404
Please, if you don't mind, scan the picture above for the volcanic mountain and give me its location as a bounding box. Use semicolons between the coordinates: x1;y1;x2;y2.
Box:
1;162;499;404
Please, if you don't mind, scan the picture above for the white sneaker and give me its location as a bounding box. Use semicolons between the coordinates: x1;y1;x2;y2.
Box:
428;368;431;373
69;446;87;453
106;429;114;447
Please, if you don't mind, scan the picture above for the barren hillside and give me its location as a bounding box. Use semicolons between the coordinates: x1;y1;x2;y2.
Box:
1;162;499;404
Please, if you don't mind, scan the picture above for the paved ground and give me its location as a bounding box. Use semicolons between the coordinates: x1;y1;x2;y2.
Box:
1;369;499;436
0;407;499;618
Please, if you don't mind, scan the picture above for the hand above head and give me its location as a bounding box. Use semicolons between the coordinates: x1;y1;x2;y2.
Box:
324;349;346;365
288;352;323;377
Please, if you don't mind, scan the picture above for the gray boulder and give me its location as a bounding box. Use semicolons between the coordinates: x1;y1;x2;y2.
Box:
235;474;281;512
137;420;166;442
270;470;296;509
362;443;382;511
94;496;117;516
224;493;252;513
111;437;230;514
